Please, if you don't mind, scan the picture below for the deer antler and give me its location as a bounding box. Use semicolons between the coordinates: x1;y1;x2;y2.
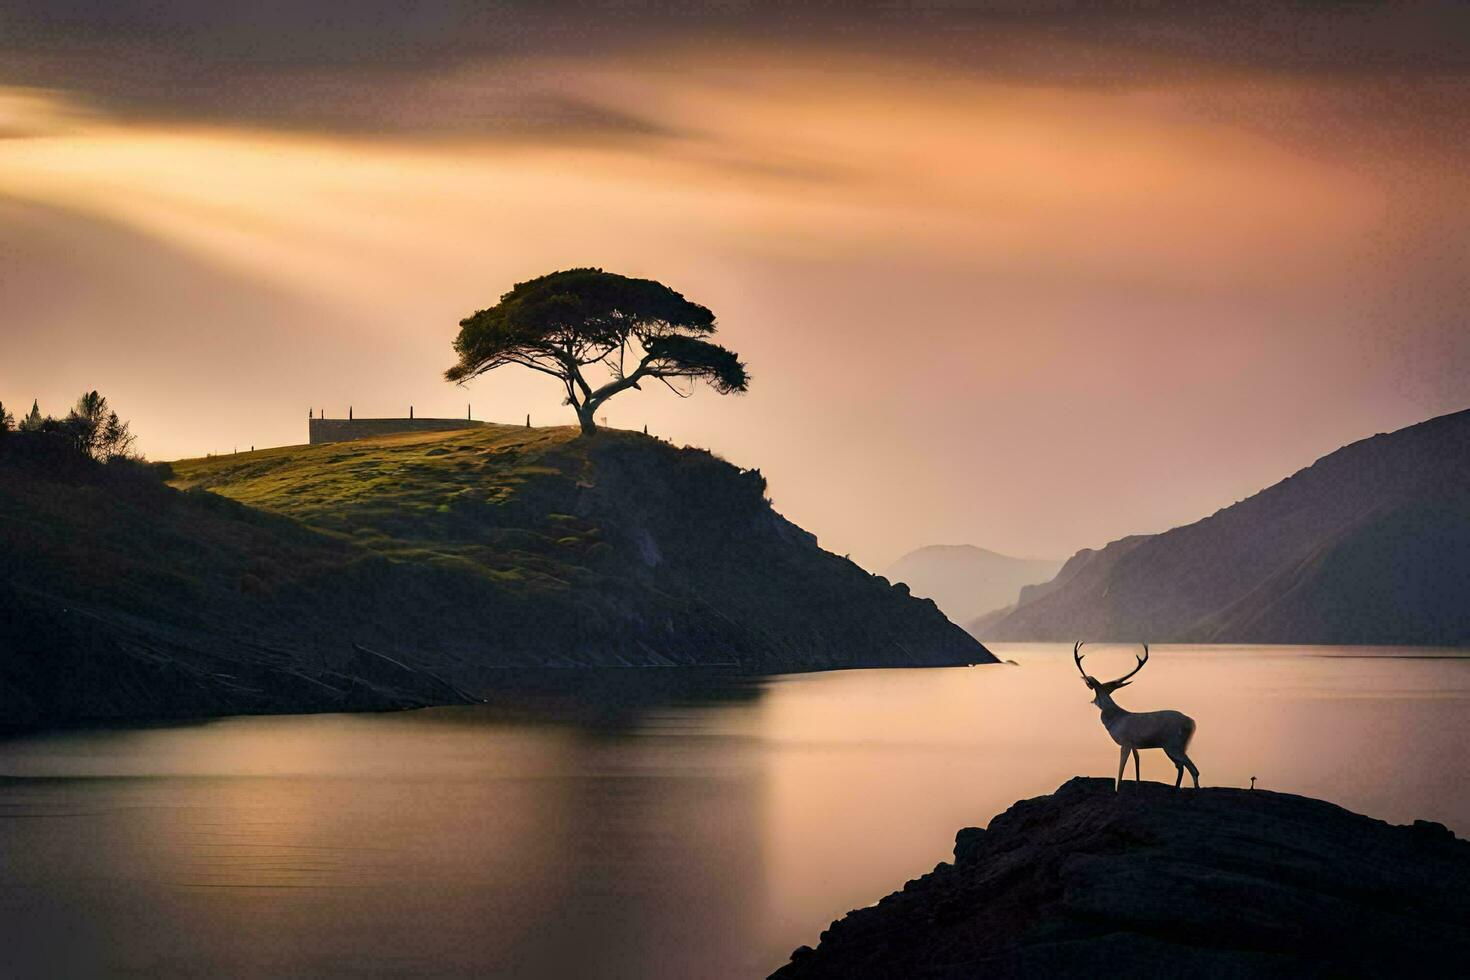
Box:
1108;642;1150;686
1073;641;1088;677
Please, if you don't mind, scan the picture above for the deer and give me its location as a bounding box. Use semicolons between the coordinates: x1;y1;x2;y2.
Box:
1074;642;1199;791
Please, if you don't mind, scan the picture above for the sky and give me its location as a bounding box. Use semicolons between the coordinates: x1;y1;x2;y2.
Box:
2;2;1468;569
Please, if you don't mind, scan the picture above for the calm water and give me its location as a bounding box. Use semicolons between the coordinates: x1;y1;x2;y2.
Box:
2;645;1467;978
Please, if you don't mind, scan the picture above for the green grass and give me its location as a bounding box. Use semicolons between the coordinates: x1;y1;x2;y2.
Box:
172;425;568;514
167;425;641;592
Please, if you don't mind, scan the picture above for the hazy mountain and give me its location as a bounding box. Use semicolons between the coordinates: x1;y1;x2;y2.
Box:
980;408;1470;645
1;425;991;726
884;545;1063;626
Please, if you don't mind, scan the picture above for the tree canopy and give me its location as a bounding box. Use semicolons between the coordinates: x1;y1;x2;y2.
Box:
0;390;138;474
20;400;43;432
445;268;748;434
67;390;135;461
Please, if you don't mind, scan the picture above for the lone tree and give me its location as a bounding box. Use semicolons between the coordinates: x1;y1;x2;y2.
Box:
66;390;135;460
445;268;749;435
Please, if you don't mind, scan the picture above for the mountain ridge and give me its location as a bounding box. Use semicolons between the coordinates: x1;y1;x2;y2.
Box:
979;408;1470;644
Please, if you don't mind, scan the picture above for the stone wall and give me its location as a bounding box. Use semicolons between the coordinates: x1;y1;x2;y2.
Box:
308;418;487;445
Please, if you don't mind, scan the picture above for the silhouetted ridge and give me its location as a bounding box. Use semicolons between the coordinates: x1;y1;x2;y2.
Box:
0;424;992;726
982;408;1470;644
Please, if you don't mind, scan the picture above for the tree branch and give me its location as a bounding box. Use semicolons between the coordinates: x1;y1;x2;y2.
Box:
657;375;691;398
504;357;568;381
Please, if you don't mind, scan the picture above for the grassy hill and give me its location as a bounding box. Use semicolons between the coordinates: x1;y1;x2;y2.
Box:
1;425;989;725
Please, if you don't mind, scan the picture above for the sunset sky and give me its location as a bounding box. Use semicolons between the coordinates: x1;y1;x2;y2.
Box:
3;2;1467;568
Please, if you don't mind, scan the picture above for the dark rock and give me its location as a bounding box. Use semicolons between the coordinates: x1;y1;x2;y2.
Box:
771;777;1470;979
953;826;986;865
1413;819;1456;843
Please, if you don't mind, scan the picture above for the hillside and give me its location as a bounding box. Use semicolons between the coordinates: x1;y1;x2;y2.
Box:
883;545;1062;626
771;778;1470;978
0;425;990;726
981;408;1470;644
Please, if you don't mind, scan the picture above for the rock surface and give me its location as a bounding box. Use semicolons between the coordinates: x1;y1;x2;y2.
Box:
771;777;1470;979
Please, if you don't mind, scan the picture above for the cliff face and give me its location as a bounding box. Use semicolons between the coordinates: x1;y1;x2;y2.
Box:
981;408;1470;644
772;777;1470;979
0;426;990;726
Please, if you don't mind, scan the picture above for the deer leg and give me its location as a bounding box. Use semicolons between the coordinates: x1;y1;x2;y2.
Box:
1182;755;1199;789
1165;749;1184;788
1116;746;1128;792
1132;749;1141;783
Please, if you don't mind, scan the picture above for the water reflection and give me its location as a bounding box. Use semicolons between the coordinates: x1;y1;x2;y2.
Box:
0;647;1466;978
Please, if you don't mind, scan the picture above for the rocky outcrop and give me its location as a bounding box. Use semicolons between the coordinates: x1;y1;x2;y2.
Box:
772;777;1470;979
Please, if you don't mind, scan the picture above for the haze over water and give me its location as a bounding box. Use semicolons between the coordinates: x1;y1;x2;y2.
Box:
2;645;1466;978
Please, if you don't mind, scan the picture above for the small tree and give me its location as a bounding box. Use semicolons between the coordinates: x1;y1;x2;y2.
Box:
445;268;749;435
20;400;43;432
65;390;135;461
0;401;12;432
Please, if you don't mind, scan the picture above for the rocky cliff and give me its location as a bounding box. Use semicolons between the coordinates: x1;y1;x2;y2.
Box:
773;777;1470;978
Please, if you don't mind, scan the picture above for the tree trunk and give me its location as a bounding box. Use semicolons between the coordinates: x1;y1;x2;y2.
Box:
577;405;598;436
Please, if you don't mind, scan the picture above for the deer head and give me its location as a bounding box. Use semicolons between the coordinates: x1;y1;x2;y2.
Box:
1073;641;1149;706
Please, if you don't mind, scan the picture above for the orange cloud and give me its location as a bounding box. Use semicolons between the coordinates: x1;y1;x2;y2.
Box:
1;39;1464;566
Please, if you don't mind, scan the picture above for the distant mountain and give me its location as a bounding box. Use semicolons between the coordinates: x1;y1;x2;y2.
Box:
979;408;1470;645
884;545;1063;626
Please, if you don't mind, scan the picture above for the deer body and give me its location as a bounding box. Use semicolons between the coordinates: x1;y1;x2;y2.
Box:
1075;643;1199;791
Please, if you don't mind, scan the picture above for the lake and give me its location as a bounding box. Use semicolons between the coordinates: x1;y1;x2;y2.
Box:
2;644;1467;978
